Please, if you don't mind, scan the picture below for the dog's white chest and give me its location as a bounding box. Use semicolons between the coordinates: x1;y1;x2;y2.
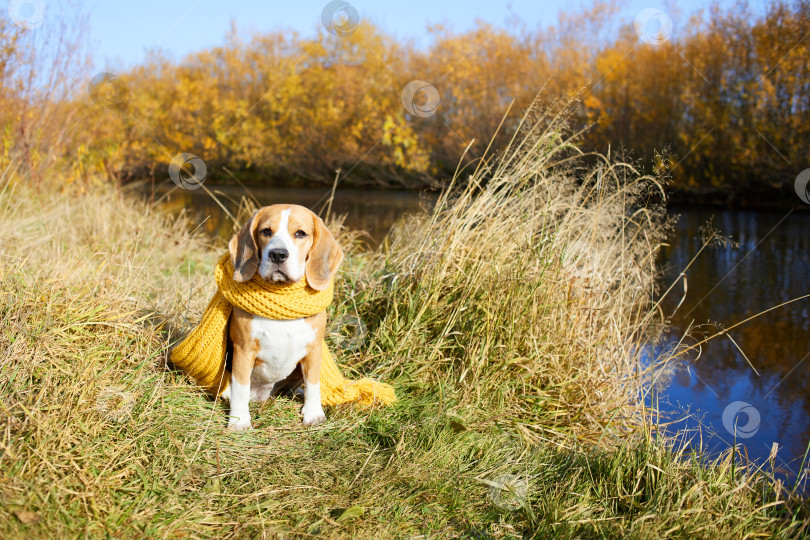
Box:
249;316;316;384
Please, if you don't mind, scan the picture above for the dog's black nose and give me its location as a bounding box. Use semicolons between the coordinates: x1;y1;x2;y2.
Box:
267;248;289;264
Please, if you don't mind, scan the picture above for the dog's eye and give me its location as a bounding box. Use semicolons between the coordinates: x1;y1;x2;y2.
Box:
294;230;307;239
261;228;272;237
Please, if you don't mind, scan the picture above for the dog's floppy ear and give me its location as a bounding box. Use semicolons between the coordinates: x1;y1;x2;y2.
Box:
229;211;260;282
305;214;343;291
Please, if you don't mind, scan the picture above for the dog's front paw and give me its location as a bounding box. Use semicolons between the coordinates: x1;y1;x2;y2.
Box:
302;405;326;426
227;411;252;431
227;419;252;430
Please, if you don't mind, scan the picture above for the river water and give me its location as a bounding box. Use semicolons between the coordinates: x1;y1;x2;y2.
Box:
148;184;810;484
146;184;432;246
653;206;810;486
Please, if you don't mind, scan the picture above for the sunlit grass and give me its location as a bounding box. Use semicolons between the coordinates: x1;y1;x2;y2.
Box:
1;107;807;538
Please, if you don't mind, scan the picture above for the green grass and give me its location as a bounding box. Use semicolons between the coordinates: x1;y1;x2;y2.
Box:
1;109;808;538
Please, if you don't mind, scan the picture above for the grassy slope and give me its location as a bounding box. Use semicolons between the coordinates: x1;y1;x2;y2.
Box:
1;117;808;538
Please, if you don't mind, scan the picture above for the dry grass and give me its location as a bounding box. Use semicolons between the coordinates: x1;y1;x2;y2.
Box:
352;106;669;447
0;109;807;538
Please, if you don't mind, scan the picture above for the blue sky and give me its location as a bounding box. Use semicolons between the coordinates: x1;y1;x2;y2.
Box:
81;0;753;70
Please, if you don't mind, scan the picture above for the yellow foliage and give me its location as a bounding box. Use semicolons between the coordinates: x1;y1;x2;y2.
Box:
4;1;807;194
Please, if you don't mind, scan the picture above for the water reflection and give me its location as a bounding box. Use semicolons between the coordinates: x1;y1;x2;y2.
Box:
145;183;436;245
653;207;810;483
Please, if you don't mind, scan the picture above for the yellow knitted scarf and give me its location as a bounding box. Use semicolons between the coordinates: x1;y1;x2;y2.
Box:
170;253;396;408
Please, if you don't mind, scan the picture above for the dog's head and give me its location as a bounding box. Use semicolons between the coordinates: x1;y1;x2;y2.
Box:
228;204;343;290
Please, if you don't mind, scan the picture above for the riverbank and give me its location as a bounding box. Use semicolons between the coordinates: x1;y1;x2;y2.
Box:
1;115;807;537
664;187;810;211
136;174;810;214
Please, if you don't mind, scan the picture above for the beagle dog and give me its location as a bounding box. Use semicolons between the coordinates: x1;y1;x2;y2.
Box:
222;204;343;430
